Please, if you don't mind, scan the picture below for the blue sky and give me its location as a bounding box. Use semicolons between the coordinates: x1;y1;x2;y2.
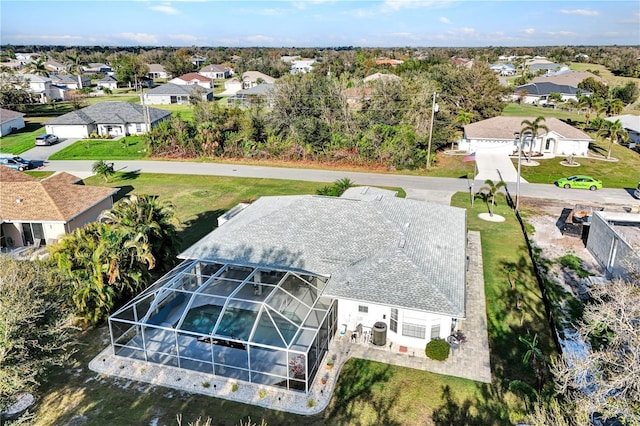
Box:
2;1;639;47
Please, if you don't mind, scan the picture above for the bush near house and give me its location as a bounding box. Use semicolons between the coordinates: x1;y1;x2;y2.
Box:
425;339;450;361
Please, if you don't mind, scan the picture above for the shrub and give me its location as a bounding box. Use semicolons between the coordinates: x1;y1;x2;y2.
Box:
231;382;238;392
202;381;210;388
258;389;267;399
307;398;316;408
425;338;450;361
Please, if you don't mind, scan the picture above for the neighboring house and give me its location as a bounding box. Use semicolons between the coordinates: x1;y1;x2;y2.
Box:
512;82;589;105
0;108;25;136
0;167;117;249
221;78;243;95
169;73;213;89
199;64;232;79
45;59;67;73
227;83;273;107
0;61;22;70
97;75;118;90
146;63;171;80
489;63;517;76
375;58;404;67
459;116;592;157
241;71;275;89
83;63;113;74
21;73;56;103
531;70;606;87
44;101;172;138
290;59;315;74
451;57;474;68
144;83;213;105
14;52;37;64
280;55;301;63
49;73;91;90
586;211;640;278
363;73;402;83
109;189;467;394
526;60;568;74
190;55;207;67
606;114;640;148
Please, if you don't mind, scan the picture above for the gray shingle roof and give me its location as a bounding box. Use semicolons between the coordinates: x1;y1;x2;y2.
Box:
46;102;171;125
146;83;212;96
0;108;25;123
515;82;589;96
178;194;467;317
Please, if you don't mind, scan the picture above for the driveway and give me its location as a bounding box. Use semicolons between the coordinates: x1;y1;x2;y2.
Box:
474;152;527;184
20;138;80;162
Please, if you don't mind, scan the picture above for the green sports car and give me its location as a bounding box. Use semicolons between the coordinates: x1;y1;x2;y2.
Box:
554;175;603;190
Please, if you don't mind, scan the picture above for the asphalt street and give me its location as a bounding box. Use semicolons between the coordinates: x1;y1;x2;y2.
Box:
39;158;640;207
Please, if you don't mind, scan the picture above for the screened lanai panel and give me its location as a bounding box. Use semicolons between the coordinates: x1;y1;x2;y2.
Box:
132;259;194;300
146;290;190;327
232;280;277;303
250;346;287;376
200;278;243;297
218;265;254;281
215;300;261;341
179;294;226;334
176;332;211;362
250;270;286;285
280;274;319;307
267;306;300;346
291;328;320;352
252;309;286;347
267;287;307;326
302;308;325;329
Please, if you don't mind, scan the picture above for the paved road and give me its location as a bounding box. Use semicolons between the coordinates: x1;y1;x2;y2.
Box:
25;138;80;161
40;159;640;206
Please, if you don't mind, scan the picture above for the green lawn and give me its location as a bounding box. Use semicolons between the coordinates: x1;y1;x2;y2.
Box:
49;136;148;160
29;173;549;425
502;103;585;122
0;118;46;154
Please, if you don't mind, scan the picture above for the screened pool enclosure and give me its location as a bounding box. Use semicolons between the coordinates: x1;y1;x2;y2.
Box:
109;259;337;393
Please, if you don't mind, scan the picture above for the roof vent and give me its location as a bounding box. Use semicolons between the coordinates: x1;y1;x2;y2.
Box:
375;194;383;201
360;187;369;194
15;198;23;203
398;237;406;248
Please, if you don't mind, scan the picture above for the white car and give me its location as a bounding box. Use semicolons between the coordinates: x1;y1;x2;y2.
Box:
35;134;59;146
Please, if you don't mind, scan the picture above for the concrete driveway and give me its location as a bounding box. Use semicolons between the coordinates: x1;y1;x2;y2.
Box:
474;152;527;184
21;138;80;162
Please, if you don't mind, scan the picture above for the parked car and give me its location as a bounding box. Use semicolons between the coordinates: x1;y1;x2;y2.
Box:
634;182;640;199
0;156;34;171
35;134;59;146
554;175;602;191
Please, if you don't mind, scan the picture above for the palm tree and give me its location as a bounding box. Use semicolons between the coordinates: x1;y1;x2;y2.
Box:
24;56;49;77
597;119;629;160
99;194;180;272
92;160;115;182
518;333;546;390
475;179;506;217
577;94;593;126
520;116;549;161
605;97;624;116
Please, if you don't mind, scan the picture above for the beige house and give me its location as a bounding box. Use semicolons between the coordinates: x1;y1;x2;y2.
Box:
0;167;117;248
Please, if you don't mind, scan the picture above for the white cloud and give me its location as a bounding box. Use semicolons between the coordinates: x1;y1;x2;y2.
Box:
168;34;198;43
460;27;475;34
381;0;453;12
259;8;285;16
524;28;536;34
149;4;180;15
114;32;159;44
560;9;600;16
439;16;450;24
547;31;574;36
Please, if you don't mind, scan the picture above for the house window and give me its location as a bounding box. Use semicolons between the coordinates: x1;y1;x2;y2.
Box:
402;323;426;339
431;324;441;340
390;308;398;333
358;305;369;314
135;123;142;132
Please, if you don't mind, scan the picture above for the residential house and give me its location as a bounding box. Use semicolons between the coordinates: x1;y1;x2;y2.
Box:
14;52;37;65
241;71;275;89
375;58;404;67
199;64;232;80
451;57;474;68
44;101;172;138
146;64;171;80
190;55;207;67
513;82;589;105
21;74;56;103
459;116;592;157
290;59;315;74
221;78;243;96
606;114;640;148
525;59;568;74
0;108;25;136
144;83;213;105
586;211;640;278
227;83;273;107
169;73;213;89
45;59;67;73
0;61;22;71
109;189;468;394
489;63;517;76
531;70;606;87
363;73;402;83
0;167;117;249
280;55;301;63
97;75;118;90
49;73;91;90
82;63;113;74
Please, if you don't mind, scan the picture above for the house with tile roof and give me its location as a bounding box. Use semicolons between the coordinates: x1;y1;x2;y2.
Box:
97;75;119;90
109;188;468;394
0;167;117;249
513;82;589;105
531;70;606;88
44;101;172;138
21;74;57;103
49;73;92;90
363;73;402;83
241;71;275;89
606;114;640;147
144;83;213;105
459;116;592;157
0;108;25;136
146;64;171;80
169;73;214;89
199;64;232;80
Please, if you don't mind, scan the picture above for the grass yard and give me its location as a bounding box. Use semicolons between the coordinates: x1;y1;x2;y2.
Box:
0;118;46;154
502;103;585;123
49;136;148;160
28;172;549;425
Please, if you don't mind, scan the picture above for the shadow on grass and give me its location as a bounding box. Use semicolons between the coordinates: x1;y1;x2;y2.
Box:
326;358;400;425
115;169;141;181
178;209;226;250
432;384;511;425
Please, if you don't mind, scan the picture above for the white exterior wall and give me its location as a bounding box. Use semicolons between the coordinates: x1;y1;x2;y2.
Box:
45;124;94;138
1;221;66;247
1;116;25;136
144;94;191;105
458;138;516;155
336;299;452;348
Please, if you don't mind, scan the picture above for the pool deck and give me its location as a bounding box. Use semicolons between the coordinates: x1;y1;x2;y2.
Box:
89;231;491;415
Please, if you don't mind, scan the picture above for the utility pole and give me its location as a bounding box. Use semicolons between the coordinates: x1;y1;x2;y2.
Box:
426;92;438;169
